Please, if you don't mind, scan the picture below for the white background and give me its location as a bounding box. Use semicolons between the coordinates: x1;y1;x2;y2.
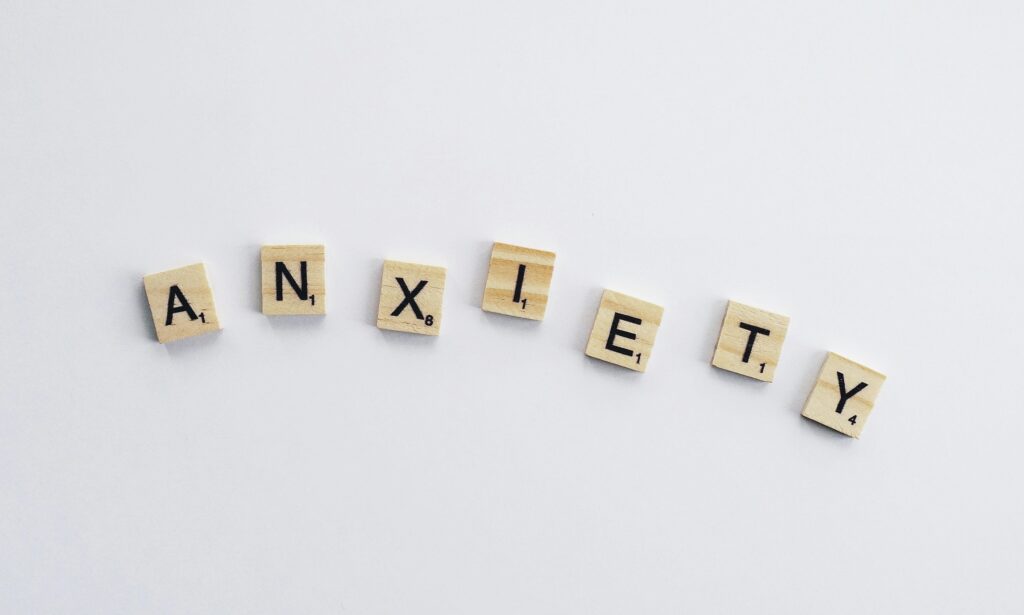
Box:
2;1;1023;613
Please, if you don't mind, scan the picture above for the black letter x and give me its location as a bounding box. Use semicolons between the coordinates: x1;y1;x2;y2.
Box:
391;278;428;320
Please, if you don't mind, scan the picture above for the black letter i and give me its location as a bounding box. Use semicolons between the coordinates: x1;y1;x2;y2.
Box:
512;264;526;304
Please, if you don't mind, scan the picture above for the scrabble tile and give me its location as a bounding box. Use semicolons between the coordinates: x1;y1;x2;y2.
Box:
711;300;790;382
143;263;221;343
376;260;446;335
584;290;664;372
481;242;556;321
261;244;326;316
802;352;887;438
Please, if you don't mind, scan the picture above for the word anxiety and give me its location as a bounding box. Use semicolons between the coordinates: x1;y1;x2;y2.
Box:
141;242;887;439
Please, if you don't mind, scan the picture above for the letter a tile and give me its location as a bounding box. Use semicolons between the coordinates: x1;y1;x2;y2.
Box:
711;300;790;382
261;244;326;315
481;242;556;320
584;290;663;372
143;263;222;343
376;260;446;335
801;352;887;438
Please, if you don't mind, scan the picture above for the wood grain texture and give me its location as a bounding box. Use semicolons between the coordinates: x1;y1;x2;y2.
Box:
584;289;664;372
260;244;326;316
711;300;790;382
376;260;446;335
481;242;556;321
143;263;221;343
801;352;887;438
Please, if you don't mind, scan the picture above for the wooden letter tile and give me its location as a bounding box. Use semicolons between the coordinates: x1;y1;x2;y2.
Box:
376;260;446;335
801;352;887;438
481;242;556;320
711;300;790;382
584;290;664;372
261;244;326;316
143;263;221;343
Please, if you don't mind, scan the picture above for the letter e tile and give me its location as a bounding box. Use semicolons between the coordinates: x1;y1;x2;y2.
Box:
584;290;663;372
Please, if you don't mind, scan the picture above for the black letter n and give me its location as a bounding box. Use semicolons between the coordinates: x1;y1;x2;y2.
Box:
275;261;308;301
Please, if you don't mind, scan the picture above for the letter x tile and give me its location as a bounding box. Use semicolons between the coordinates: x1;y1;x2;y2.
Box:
376;260;446;335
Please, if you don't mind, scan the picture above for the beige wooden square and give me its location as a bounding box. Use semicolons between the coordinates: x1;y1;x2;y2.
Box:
802;352;887;438
711;300;790;382
376;260;446;335
143;263;222;343
584;290;664;372
481;242;556;321
261;244;326;316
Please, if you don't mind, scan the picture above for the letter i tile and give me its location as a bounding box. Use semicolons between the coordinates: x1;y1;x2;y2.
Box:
481;242;556;320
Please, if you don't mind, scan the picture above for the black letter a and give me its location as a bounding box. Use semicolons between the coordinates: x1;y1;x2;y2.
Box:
165;285;199;325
